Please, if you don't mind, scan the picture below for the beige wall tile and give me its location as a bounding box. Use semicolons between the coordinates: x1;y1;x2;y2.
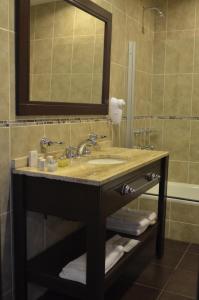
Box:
169;221;199;243
151;75;164;115
51;74;70;102
153;32;166;74
9;0;14;31
70;122;92;147
34;3;54;39
126;198;139;210
196;0;199;29
189;162;199;185
150;119;164;150
112;124;120;147
111;0;126;12
92;74;102;104
52;37;72;74
165;31;194;74
93;36;104;74
72;36;95;73
59;123;71;147
74;8;96;36
0;29;9;120
134;71;151;116
33;39;52;74
0;0;8;29
163;120;190;161
190;121;199;162
167;0;196;31
70;74;92;103
168;161;188;183
11;125;45;158
31;75;51;101
125;0;141;21
164;75;192;116
91;121;112;140
111;8;127;66
110;63;126;100
54;2;75;37
192;74;199;116
0;128;10;214
126;16;140;43
171;201;199;225
194;31;199;72
139;196;171;220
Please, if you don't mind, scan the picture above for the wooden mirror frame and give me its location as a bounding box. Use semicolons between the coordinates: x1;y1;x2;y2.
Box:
15;0;112;116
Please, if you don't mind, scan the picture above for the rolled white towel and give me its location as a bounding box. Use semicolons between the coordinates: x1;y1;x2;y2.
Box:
59;235;124;284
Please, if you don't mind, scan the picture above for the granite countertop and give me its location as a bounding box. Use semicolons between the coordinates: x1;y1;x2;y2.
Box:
13;147;169;186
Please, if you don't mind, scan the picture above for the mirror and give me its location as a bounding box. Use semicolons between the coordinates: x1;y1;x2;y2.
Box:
16;0;112;115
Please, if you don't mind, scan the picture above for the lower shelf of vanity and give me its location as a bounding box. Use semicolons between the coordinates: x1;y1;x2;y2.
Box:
28;224;158;300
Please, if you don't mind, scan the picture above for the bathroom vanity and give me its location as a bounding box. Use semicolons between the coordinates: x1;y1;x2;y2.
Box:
12;148;169;300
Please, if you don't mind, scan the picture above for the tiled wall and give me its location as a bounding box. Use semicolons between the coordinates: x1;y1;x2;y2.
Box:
30;2;104;103
0;0;156;299
150;0;199;185
129;195;199;245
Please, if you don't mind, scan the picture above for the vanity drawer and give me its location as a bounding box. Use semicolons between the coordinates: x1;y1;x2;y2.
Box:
102;161;161;217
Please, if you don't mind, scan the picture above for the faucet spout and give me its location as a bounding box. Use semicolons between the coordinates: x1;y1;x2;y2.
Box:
77;133;98;156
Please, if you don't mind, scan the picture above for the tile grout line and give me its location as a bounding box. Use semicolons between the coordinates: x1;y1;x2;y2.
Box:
156;242;192;300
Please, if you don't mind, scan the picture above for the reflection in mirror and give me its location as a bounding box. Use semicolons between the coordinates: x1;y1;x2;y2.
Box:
30;0;105;104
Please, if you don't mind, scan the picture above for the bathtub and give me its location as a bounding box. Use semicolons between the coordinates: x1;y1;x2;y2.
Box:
146;181;199;203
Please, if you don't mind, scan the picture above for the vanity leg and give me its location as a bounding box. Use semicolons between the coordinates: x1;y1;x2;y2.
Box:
12;175;28;300
86;216;106;300
156;156;169;259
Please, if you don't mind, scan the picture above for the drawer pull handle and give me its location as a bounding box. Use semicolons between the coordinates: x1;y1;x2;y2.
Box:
120;174;160;196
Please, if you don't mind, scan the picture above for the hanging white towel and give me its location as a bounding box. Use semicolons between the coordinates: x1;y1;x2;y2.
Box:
110;97;125;124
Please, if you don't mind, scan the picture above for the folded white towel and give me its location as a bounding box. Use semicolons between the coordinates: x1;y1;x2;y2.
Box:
107;223;149;236
107;210;150;228
123;208;157;224
59;235;125;284
107;208;157;236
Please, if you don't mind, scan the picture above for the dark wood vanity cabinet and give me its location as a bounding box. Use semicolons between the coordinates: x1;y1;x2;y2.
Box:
12;156;168;300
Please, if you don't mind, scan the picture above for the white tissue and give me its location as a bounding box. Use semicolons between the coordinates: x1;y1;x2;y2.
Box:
110;97;125;124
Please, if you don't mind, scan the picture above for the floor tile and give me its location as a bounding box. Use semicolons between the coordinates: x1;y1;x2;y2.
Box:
178;253;199;273
164;239;189;252
153;247;185;268
189;244;199;254
120;284;160;300
165;269;198;299
158;291;192;300
136;264;173;289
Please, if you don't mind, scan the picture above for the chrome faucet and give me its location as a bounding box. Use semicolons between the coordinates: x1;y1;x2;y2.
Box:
77;133;98;156
40;137;64;153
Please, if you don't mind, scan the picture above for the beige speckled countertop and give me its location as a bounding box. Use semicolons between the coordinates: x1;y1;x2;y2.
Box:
13;147;169;186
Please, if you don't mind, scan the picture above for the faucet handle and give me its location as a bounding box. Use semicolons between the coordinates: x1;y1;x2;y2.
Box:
40;137;64;152
88;133;98;140
66;146;78;159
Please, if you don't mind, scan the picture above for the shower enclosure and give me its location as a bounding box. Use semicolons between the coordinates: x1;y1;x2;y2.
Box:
122;0;199;244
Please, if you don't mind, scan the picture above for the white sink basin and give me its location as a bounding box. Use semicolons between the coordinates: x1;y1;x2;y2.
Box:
87;158;126;165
